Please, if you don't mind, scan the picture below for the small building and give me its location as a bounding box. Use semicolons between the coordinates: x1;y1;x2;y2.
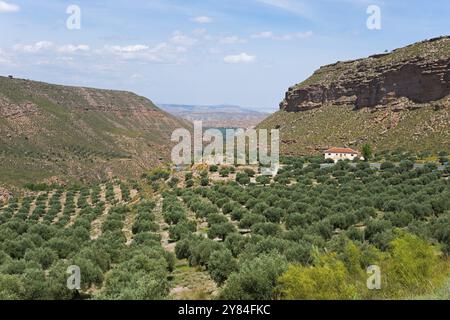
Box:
324;147;362;163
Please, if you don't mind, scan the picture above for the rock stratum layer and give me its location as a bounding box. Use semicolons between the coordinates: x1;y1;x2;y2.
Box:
259;36;450;155
0;77;191;185
281;36;450;112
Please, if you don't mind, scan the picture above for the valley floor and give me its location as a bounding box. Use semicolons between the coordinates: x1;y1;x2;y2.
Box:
0;153;449;300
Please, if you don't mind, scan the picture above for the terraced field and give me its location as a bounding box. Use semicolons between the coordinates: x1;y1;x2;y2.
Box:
1;154;449;300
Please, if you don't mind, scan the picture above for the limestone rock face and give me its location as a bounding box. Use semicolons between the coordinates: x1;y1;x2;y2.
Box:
281;36;450;112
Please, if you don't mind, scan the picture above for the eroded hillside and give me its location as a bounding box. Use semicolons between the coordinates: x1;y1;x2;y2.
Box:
0;77;191;185
259;36;450;155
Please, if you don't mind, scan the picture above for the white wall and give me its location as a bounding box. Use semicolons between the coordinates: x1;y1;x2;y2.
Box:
325;153;358;163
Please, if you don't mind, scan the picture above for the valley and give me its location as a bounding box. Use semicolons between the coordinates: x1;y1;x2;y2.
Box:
159;104;269;128
0;151;449;300
0;36;449;301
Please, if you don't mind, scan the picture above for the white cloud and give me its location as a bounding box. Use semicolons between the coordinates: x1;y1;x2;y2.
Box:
14;41;54;53
170;31;197;46
104;42;187;63
224;53;256;64
106;44;149;53
0;1;19;13
57;44;90;53
14;42;92;55
191;16;213;24
218;36;247;45
278;31;313;40
255;0;307;15
251;30;313;40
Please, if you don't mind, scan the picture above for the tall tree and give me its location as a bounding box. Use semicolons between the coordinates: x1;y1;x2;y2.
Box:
362;144;373;162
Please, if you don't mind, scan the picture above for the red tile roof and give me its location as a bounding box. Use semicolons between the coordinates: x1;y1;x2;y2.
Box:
324;147;359;154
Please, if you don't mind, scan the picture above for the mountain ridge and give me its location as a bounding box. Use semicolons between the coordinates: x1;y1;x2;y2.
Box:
159;103;268;128
0;76;191;186
259;36;450;155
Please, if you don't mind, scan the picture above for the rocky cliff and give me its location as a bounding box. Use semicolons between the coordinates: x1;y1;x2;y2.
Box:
281;36;450;112
259;37;450;155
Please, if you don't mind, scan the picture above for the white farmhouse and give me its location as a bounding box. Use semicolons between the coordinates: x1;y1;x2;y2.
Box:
324;147;362;163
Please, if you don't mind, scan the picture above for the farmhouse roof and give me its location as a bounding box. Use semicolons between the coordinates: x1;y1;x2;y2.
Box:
324;147;359;154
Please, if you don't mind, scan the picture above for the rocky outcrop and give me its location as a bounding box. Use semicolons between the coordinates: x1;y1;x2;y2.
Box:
281;36;450;112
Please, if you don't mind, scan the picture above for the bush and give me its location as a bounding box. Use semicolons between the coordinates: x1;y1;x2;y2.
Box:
262;208;284;223
24;247;58;270
200;177;209;187
256;175;271;185
220;252;288;300
169;221;197;241
239;213;266;229
278;252;358;300
380;162;395;171
251;223;282;237
207;249;237;285
236;173;250;185
219;167;231;177
207;223;236;241
384;232;448;297
185;180;194;188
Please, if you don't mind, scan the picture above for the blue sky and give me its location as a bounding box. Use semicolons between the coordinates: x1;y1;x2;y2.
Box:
0;0;449;111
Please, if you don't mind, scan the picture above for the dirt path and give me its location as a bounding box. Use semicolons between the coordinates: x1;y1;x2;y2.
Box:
130;189;138;199
170;260;218;300
53;191;67;224
152;193;219;300
113;185;122;203
123;208;136;246
28;192;44;218
66;192;81;228
100;184;106;203
90;204;110;240
153;195;174;252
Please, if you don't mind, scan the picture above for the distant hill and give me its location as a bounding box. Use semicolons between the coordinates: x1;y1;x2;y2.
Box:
159;104;268;128
258;36;450;155
0;76;191;186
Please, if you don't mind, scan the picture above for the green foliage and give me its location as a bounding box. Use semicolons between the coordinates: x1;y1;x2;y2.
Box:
236;172;250;185
220;252;288;300
219;167;231;177
0;151;449;301
207;249;238;285
148;168;170;182
277;233;450;300
384;232;448;297
207;223;237;241
362;144;373;162
278;252;358;300
169;221;197;241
